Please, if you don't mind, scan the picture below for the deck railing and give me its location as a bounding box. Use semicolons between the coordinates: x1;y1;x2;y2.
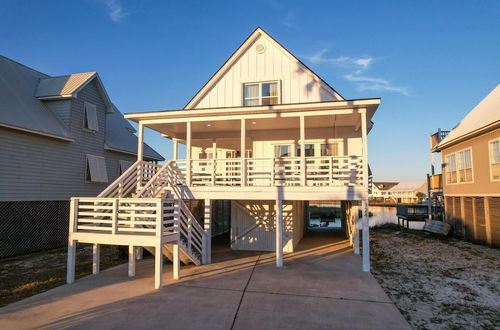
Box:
183;156;364;187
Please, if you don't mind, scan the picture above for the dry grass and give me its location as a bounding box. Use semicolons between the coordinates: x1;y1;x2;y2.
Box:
371;224;500;329
0;245;126;307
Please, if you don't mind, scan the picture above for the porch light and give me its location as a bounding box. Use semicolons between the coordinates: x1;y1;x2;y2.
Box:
251;121;256;125
207;123;212;127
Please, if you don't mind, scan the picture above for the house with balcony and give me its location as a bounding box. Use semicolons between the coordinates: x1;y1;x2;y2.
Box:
66;27;380;288
430;84;500;246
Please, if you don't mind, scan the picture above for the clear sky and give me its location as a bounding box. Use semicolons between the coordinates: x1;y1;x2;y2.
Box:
1;0;499;181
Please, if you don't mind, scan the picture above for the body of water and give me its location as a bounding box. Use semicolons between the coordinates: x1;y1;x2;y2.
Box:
365;206;424;230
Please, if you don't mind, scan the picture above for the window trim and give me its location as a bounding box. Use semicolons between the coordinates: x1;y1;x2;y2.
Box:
242;80;281;106
488;138;500;182
445;147;474;185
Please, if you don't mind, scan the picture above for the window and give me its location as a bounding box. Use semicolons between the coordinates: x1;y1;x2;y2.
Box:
243;81;279;106
321;143;339;156
296;144;315;157
445;154;457;184
490;139;500;181
83;102;99;132
275;145;291;158
457;149;473;183
119;160;134;175
86;154;108;183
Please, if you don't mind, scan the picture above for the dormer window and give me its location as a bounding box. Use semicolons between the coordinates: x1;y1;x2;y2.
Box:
243;81;280;106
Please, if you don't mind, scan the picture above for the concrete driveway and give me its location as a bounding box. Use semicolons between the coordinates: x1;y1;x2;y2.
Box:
0;232;410;329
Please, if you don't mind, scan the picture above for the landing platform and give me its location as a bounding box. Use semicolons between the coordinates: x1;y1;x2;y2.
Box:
0;232;409;329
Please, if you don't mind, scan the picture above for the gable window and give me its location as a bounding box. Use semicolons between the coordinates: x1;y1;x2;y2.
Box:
243;81;279;106
86;154;108;183
275;145;291;158
489;139;500;181
321;143;339;156
445;154;457;184
119;160;134;175
83;102;99;132
296;144;315;157
457;149;473;183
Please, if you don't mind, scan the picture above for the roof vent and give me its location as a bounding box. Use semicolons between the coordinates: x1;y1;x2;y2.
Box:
255;43;266;54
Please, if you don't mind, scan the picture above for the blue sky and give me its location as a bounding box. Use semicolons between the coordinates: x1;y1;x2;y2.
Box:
1;0;499;181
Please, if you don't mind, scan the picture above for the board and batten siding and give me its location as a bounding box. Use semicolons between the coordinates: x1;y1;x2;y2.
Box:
0;80;130;201
191;35;340;109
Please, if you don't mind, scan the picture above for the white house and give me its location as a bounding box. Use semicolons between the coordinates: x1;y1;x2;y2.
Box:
66;27;381;288
370;181;426;203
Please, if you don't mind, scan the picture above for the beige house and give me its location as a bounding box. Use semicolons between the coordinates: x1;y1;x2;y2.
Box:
66;27;380;288
431;85;500;246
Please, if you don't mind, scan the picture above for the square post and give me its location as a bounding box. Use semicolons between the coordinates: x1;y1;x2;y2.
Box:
92;244;100;274
353;205;360;254
360;109;370;272
186;122;192;186
212;140;217;185
67;198;78;284
484;197;492;246
300;116;306;186
275;198;284;268
241;119;246;186
137;123;144;189
173;138;179;160
155;242;163;289
172;242;180;280
203;198;212;264
128;245;136;277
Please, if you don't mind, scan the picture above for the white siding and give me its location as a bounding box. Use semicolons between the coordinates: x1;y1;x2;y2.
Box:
192;35;340;109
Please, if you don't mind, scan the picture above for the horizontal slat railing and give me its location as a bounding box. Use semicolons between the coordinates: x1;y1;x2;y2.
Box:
178;156;364;187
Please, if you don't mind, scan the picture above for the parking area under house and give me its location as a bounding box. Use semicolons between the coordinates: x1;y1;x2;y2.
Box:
0;232;409;329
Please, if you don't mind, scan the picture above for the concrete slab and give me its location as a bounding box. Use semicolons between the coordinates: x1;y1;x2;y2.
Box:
0;232;409;329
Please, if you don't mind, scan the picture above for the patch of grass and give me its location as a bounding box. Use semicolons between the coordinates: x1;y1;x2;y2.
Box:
0;245;126;307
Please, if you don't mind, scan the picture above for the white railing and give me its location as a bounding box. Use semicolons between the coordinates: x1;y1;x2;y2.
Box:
70;197;174;237
98;160;162;198
179;156;364;187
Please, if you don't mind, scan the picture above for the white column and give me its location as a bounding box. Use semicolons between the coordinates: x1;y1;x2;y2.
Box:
155;243;163;288
173;242;180;280
128;245;136;277
173;138;179;160
135;247;143;260
92;244;100;274
275;198;284;268
353;205;360;254
300;116;306;186
212;140;217;185
241;119;246;186
137;123;144;161
203;199;212;264
186;122;192;186
360;109;370;272
66;240;76;284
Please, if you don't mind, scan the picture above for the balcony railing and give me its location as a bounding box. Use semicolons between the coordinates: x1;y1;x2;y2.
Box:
175;156;364;187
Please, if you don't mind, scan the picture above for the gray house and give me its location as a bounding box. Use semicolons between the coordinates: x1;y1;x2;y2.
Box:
0;55;163;257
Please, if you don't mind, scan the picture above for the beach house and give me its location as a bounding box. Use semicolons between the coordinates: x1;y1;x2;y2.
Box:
66;27;381;288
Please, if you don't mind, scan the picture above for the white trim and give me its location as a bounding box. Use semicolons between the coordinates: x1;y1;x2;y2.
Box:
0;122;74;142
445;147;474;185
488;138;500;182
242;80;281;106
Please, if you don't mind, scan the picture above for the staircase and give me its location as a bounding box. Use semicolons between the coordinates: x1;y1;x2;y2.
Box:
98;160;206;266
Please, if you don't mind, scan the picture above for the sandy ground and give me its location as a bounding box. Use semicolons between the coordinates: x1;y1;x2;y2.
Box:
371;225;500;329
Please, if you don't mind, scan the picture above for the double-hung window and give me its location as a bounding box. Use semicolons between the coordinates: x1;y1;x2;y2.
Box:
445;154;457;184
243;81;279;106
457;149;473;183
489;139;500;181
275;145;291;158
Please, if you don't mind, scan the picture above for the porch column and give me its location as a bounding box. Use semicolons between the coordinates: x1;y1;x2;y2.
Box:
275;198;284;267
92;244;100;274
203;198;212;264
186;122;192;186
212;140;217;185
300;115;306;186
173;138;179;160
137;122;144;189
241;119;246;186
128;245;136;277
155;242;163;289
360;109;370;272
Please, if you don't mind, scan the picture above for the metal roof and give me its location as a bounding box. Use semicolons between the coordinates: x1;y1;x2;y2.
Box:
36;72;96;98
373;182;399;191
0;55;72;139
436;84;500;150
105;105;164;161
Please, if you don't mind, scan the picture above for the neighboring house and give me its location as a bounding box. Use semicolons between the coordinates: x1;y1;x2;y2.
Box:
66;27;380;288
370;182;399;201
370;181;426;203
0;55;163;258
431;84;500;246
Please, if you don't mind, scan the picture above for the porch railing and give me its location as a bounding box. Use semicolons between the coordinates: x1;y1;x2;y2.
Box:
182;156;364;187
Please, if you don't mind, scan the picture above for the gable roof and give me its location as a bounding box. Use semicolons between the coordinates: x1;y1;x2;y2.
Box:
388;181;426;193
373;182;399;191
36;72;96;98
105;105;164;161
436;84;500;150
184;27;344;109
0;55;72;140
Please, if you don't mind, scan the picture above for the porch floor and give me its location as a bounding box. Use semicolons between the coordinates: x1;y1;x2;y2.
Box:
0;232;409;329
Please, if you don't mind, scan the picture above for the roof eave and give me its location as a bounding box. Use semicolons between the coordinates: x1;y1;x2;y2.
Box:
433;120;500;152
